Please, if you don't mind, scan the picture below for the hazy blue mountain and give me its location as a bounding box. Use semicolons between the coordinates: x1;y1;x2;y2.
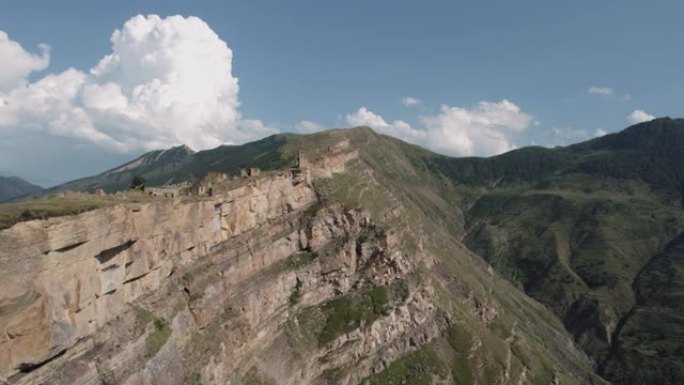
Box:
0;176;43;202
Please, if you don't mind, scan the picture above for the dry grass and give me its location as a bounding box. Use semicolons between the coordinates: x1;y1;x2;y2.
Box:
0;191;166;230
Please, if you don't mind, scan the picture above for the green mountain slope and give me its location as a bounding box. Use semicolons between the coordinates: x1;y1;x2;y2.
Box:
419;118;684;384
0;176;43;202
290;119;684;384
49;144;196;193
300;127;605;384
598;231;684;384
50;135;294;193
427;118;684;201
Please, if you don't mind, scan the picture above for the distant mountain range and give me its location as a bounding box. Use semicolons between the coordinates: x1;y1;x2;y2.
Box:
49;144;196;193
0;176;43;202
50;117;684;204
49;136;293;193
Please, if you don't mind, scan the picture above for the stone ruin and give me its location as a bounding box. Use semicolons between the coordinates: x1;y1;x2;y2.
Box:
240;167;261;178
190;171;229;197
146;185;184;198
125;147;334;200
291;149;312;185
296;149;309;169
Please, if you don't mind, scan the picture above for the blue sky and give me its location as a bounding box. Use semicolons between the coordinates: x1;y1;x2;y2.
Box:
1;0;682;186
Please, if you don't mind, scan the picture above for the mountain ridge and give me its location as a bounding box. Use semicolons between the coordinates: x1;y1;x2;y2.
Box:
0;134;604;385
5;117;684;384
48;144;196;193
49;117;684;200
0;176;44;202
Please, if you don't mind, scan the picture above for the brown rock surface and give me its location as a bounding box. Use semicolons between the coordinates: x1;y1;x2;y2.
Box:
0;167;317;381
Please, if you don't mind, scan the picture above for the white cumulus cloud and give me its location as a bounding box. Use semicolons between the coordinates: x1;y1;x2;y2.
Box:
347;107;389;128
587;86;614;96
422;100;532;155
0;15;274;153
346;100;533;156
346;107;424;143
401;97;422;107
0;31;50;92
627;109;655;124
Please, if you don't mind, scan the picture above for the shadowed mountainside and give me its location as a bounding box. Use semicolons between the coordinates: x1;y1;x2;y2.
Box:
49;135;295;193
417;118;684;384
0;176;43;202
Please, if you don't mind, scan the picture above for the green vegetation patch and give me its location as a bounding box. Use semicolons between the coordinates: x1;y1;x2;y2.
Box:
158;134;292;188
389;279;410;302
145;317;171;358
368;285;389;314
133;306;156;336
286;251;318;270
318;285;389;345
183;372;202;385
361;347;446;385
289;277;303;305
131;305;173;360
445;325;474;385
321;367;344;384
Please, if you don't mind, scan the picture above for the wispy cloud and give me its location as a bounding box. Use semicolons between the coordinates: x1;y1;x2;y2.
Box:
295;120;326;133
547;126;609;147
587;86;614;96
401;96;422;107
587;85;631;101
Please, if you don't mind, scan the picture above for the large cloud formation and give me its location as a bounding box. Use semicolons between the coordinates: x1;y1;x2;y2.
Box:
0;31;50;92
0;15;273;154
346;100;533;156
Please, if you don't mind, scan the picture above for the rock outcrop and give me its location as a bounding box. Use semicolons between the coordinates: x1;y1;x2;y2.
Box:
0;167;317;382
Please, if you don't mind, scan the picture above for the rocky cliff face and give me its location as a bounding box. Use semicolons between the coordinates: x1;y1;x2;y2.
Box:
1;167;316;382
0;136;603;385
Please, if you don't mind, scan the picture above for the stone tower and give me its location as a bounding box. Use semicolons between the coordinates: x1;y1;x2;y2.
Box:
297;149;309;169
